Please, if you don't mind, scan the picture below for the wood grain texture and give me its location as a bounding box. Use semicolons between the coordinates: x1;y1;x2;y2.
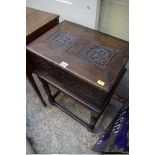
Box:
27;21;129;93
26;20;128;130
26;7;59;44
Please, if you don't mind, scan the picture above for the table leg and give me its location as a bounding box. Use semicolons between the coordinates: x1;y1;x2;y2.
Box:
27;74;47;107
88;111;99;132
27;53;47;107
38;77;55;105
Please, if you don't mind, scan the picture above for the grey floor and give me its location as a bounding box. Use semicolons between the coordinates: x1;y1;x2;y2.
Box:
26;70;128;154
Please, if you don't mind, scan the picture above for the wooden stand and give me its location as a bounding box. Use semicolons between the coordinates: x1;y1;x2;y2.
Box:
27;20;128;132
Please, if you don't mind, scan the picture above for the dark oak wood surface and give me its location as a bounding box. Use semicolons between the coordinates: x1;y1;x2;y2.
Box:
26;7;59;44
27;21;129;93
27;20;128;130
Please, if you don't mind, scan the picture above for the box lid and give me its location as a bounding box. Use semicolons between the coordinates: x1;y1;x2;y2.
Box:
27;21;129;93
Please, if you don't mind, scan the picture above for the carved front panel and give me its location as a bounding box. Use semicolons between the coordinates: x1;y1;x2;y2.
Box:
31;55;107;107
78;44;117;69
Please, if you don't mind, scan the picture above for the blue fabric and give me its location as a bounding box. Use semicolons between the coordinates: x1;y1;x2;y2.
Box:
92;102;129;153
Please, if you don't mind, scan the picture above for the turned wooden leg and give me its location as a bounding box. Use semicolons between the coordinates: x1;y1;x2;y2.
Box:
38;77;55;105
88;111;99;132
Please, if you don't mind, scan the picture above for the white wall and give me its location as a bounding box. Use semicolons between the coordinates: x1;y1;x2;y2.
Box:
99;0;129;41
26;0;100;30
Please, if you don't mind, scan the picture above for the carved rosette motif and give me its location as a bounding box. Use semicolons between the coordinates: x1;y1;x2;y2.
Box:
78;45;117;69
45;31;117;69
45;31;79;51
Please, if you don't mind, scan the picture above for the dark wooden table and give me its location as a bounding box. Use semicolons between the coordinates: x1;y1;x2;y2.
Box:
26;7;59;106
27;20;129;131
